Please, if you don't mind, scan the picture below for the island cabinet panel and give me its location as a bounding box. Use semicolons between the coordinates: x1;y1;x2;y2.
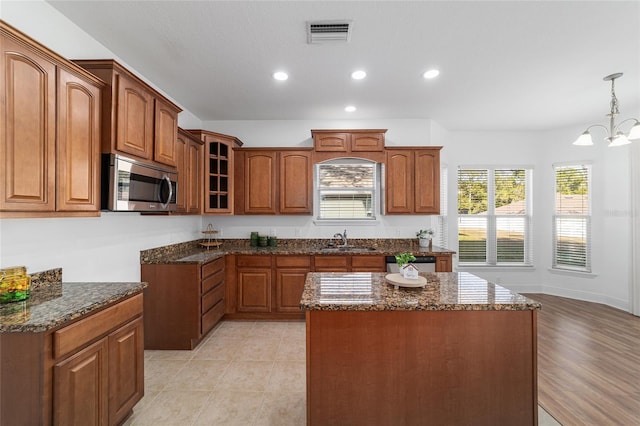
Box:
141;257;225;349
306;310;537;425
275;256;311;315
1;22;104;217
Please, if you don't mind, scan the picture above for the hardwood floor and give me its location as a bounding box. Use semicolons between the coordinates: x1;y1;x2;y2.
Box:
526;294;640;425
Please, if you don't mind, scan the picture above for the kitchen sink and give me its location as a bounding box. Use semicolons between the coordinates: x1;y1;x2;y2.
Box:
319;246;378;253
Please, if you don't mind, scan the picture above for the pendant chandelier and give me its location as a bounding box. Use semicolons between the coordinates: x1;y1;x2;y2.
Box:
573;73;640;147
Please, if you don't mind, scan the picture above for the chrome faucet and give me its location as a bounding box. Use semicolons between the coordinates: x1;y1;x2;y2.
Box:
333;229;348;246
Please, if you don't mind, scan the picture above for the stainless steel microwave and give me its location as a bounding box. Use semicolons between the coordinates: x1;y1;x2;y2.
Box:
102;154;177;212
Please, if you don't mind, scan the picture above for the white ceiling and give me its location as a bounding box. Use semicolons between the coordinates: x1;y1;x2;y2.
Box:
47;1;640;132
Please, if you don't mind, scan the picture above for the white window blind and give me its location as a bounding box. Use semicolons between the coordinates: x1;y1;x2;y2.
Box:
316;161;377;220
437;164;448;248
458;168;532;266
553;164;591;272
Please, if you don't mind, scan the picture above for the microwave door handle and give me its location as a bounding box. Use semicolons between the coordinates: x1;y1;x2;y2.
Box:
160;175;173;209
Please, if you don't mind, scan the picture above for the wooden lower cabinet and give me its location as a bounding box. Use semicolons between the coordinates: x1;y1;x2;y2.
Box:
0;293;144;426
275;256;311;314
141;257;225;349
313;256;349;272
237;255;273;313
436;254;453;272
351;255;386;272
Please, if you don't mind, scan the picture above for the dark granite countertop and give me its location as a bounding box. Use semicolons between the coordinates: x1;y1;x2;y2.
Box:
141;238;456;265
300;272;541;311
0;281;147;333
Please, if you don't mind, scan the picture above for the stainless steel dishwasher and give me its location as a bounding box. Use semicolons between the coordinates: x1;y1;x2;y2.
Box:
385;255;436;273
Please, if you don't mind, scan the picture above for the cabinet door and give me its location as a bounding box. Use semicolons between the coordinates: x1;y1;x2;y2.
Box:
115;72;154;160
276;269;308;313
385;150;414;214
175;132;188;212
108;317;144;426
0;37;56;211
154;97;179;167
351;255;386;272
351;132;384;152
279;151;312;214
186;139;202;213
313;132;349;152
414;149;440;214
435;256;452;272
56;67;101;212
54;338;109;426
244;151;277;214
314;256;349;272
237;269;272;312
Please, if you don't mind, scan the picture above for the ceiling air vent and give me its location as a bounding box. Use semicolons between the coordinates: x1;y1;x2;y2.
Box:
307;20;353;44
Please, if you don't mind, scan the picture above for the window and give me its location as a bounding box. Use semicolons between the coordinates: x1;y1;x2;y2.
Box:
315;159;378;220
437;164;448;248
457;167;533;266
553;164;591;272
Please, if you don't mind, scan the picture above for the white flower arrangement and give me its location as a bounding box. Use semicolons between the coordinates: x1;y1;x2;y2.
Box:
416;228;435;239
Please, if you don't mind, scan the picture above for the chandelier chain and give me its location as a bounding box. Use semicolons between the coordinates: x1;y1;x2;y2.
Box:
610;77;620;116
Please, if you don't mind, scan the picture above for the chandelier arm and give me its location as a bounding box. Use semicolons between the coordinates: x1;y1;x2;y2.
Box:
584;124;609;134
614;118;640;133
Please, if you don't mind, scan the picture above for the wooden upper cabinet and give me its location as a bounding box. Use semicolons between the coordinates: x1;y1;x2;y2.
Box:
351;132;385;152
56;67;101;212
116;72;154;160
385;150;414;214
0;35;56;212
244;151;277;214
154;97;180;167
385;147;441;215
279;151;312;214
414;149;440;214
313;132;349;152
176;129;203;214
235;148;313;215
74;59;182;168
312;129;386;154
1;21;103;216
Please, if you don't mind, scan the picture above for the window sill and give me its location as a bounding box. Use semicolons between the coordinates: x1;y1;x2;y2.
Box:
547;268;597;278
458;265;535;272
312;219;380;226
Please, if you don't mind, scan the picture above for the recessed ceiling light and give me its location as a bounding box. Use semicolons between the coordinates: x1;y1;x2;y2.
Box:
423;69;440;79
345;105;357;112
273;71;288;81
351;70;367;80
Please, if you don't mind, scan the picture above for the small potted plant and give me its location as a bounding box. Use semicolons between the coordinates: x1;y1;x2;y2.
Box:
416;228;435;249
395;252;417;279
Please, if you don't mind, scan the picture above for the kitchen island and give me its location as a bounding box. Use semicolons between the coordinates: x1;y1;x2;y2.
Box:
301;272;541;426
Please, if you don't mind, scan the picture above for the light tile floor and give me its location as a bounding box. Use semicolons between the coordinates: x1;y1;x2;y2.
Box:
124;320;561;426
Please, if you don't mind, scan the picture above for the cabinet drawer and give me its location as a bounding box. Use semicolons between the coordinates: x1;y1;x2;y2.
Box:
202;282;224;312
202;257;224;279
237;255;272;268
202;299;224;335
351;255;386;269
202;269;224;294
314;256;348;268
276;255;311;268
54;294;143;359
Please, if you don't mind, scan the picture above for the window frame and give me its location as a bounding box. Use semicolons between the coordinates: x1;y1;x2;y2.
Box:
314;158;380;223
457;166;533;267
552;163;592;273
